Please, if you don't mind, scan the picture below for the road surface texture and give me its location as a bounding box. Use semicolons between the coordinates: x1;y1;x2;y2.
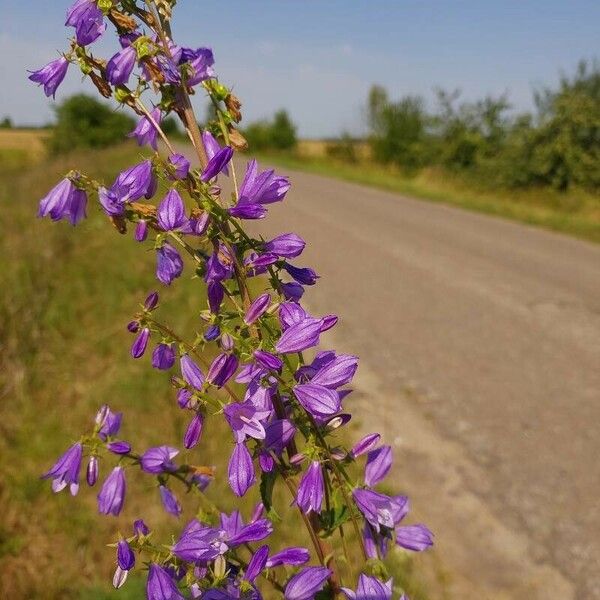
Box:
186;148;600;598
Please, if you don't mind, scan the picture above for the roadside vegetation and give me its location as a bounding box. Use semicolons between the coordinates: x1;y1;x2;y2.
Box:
0;134;433;598
247;60;600;242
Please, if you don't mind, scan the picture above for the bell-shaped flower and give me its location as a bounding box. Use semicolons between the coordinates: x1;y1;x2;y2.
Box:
38;178;87;225
395;524;434;552
265;232;306;258
296;461;324;514
168;153;191;180
201;146;233;182
131;327;150;358
106;45;137;86
183;47;215;86
97;406;123;440
140;445;179;474
228;442;255;497
350;433;381;458
293;384;341;419
157;189;189;231
28;56;69;98
364;445;392;487
264;419;296;455
128;108;161;150
310;353;358;389
184;413;203;449
224;401;271;443
341;574;393;600
98;466;126;515
180;354;205;389
284;566;331;600
265;547;310;568
156;243;183;285
42;442;83;495
159;485;182;517
284;263;319;286
243;293;271;325
202;131;229;175
152;343;175;370
65;0;106;46
275;318;323;354
207;353;239;388
146;563;185;600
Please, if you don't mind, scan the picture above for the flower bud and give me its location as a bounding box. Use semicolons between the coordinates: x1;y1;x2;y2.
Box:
135;220;148;242
144;291;159;310
131;327;150;358
220;333;234;351
126;320;140;333
86;456;98;486
107;440;131;455
203;325;220;341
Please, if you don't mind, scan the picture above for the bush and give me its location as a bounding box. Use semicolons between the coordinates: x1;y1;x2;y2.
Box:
326;133;359;163
243;109;297;152
47;94;135;154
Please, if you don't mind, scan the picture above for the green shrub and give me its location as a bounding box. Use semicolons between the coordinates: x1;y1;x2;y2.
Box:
243;109;297;151
47;94;135;154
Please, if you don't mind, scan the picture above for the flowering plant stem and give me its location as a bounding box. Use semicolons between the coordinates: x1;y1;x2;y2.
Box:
32;1;433;598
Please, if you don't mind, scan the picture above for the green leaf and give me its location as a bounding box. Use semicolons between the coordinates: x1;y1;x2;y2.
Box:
259;470;281;522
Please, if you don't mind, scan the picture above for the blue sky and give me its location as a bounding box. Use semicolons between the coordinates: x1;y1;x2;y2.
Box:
2;0;600;136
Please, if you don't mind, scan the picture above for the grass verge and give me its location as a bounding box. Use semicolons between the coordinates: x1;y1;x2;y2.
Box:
0;143;432;599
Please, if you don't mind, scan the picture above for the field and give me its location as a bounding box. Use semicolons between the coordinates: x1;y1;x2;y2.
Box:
0;139;431;599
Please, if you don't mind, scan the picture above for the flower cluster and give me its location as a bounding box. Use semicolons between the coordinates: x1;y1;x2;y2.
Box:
33;1;432;598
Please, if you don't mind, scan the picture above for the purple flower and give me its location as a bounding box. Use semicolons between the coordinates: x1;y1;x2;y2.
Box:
184;413;203;449
117;539;135;571
152;343;176;370
201;146;234;182
28;56;69;98
38;178;87;225
42;442;82;495
184;47;215;86
264;419;296;454
135;220;148;241
173;520;228;562
284;264;319;286
227;519;273;546
228;443;255;497
351;433;381;458
131;327;150;358
207;353;238;388
244;293;271;325
245;545;269;583
293;384;341;418
364;446;392;487
275;318;323;354
98;466;126;515
352;489;408;532
284;566;331;600
228;203;267;220
65;0;106;46
254;350;283;372
107;440;132;455
159;485;182;516
113;160;156;203
156;243;184;285
180;355;205;389
146;563;185;600
239;160;290;205
281;282;305;302
134;519;150;536
86;456;98;486
202;131;229;175
296;461;324;514
128;108;161;150
224;401;271;443
266;547;310;568
341;574;392;600
145;291;159;310
157;189;188;231
395;524;434;552
98;406;122;440
207;281;224;314
265;233;306;258
168;154;191;180
204;325;220;341
310;353;358;389
141;446;179;474
106;46;137;86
